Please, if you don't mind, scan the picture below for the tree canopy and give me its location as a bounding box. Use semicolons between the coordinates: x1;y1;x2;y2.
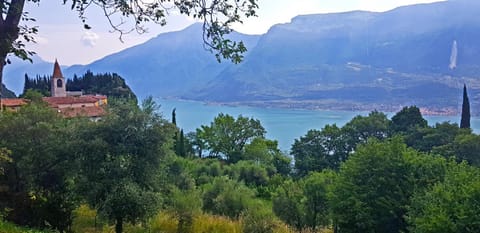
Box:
196;113;266;162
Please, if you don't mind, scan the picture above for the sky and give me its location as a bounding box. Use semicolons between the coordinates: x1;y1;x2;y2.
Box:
21;0;446;66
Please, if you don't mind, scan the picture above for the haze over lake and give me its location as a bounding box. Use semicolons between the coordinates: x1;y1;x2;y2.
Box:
158;99;480;151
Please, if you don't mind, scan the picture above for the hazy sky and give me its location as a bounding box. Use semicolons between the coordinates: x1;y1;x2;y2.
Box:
21;0;445;65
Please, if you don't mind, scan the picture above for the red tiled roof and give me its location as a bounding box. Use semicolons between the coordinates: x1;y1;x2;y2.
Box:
90;95;107;100
1;98;28;107
43;96;100;107
57;106;106;118
53;59;63;78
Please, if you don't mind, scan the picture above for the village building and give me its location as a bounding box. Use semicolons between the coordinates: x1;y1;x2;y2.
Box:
41;60;108;119
0;98;29;112
1;60;107;120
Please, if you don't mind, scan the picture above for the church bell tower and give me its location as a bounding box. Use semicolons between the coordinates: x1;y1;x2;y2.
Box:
51;59;67;97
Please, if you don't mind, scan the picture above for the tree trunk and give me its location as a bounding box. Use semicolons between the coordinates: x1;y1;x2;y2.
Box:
0;0;27;108
115;217;123;233
0;59;4;110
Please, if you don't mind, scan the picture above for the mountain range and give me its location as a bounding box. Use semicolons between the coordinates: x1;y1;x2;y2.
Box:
4;0;480;115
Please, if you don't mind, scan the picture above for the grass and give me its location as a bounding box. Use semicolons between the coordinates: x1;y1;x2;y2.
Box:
0;220;51;233
0;206;333;233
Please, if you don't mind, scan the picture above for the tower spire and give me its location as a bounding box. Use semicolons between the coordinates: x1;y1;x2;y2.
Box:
53;59;63;78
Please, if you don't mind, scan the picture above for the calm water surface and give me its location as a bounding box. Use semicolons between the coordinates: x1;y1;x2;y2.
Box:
158;99;480;151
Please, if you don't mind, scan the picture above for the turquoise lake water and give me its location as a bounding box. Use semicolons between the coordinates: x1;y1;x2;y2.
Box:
157;99;480;151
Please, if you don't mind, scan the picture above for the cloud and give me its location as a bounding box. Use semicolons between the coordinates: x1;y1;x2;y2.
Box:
81;31;100;47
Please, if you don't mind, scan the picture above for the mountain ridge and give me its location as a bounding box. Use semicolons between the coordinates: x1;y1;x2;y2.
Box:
187;0;480;115
4;1;480;115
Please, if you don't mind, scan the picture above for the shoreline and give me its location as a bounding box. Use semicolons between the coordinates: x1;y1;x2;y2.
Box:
161;97;466;117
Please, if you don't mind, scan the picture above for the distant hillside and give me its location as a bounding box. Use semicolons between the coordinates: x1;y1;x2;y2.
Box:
3;55;58;95
1;84;16;98
65;23;260;99
189;0;480;114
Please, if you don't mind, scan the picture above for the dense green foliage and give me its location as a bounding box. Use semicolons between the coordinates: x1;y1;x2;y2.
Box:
408;162;480;233
196;113;267;162
273;171;335;231
22;74;51;97
0;103;82;232
292;111;390;176
67;71;137;100
330;138;420;233
0;101;479;233
21;71;137;101
391;106;428;134
76;97;175;233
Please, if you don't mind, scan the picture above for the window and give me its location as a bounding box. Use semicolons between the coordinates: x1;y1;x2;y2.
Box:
57;79;63;88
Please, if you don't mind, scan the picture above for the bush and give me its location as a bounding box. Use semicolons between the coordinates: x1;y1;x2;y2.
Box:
242;203;276;233
201;177;255;219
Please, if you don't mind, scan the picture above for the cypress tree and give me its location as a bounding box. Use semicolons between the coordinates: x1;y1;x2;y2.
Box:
460;84;471;129
174;129;186;157
172;108;177;126
22;74;30;94
179;129;185;157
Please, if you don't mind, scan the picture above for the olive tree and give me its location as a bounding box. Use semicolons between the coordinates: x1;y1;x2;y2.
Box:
196;113;266;163
76;97;176;233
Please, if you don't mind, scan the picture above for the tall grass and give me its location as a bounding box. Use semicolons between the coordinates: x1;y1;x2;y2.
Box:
0;206;333;233
0;220;51;233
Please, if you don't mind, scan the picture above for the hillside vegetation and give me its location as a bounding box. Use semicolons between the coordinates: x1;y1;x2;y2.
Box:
0;97;479;233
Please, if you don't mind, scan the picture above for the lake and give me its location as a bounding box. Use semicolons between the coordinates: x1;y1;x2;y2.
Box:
157;99;480;151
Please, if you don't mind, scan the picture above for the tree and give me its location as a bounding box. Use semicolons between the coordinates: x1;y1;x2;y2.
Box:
0;103;83;232
273;171;335;231
302;171;336;230
77;97;176;233
172;108;177;126
343;111;391;146
196;113;266;162
330;138;416;233
391;106;428;134
460;84;470;129
292;112;390;177
0;0;259;107
405;122;462;152
186;131;205;158
408;162;480;233
175;129;187;157
329;138;450;233
291;125;347;176
272;179;305;230
243;138;291;175
433;133;480;167
65;71;137;100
